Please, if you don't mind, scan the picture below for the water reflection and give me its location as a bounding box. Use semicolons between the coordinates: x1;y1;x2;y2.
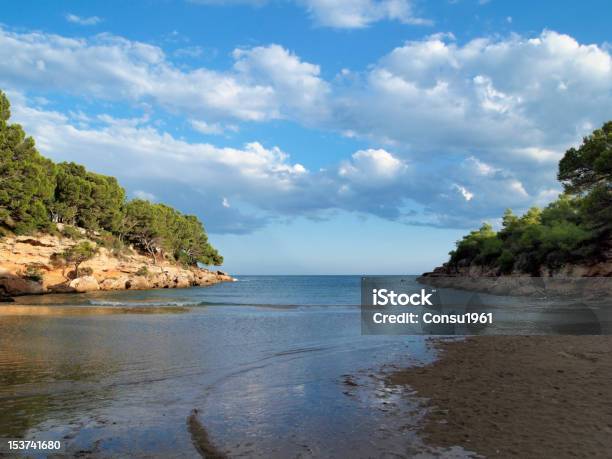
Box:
0;276;452;457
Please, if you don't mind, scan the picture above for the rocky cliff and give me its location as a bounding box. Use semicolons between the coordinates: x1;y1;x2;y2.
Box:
0;232;234;299
419;257;612;296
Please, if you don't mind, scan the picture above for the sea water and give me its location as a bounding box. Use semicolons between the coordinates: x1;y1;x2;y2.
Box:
0;276;452;458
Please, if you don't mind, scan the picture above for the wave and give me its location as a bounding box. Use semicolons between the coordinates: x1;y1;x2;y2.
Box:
88;299;302;308
88;300;202;307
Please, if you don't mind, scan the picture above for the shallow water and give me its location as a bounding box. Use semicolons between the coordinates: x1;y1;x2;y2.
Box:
0;276;449;458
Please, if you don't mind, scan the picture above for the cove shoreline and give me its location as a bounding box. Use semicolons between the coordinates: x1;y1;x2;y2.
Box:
387;335;612;458
0;232;234;301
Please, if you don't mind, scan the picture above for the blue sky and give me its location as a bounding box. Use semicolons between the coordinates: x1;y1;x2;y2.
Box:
1;0;611;274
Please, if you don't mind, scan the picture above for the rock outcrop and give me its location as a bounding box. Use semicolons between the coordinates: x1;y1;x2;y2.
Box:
0;233;234;297
69;275;100;293
419;259;612;297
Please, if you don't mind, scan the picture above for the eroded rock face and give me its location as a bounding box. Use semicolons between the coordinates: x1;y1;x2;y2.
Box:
419;260;612;297
0;276;44;295
0;232;234;297
99;276;131;291
69;276;100;293
421;260;612;280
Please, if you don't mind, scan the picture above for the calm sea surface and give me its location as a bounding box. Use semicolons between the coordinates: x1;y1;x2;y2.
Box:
0;276;451;458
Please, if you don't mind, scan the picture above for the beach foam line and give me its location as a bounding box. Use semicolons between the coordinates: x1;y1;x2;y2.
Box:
89;299;201;307
87;299;301;308
0;305;189;315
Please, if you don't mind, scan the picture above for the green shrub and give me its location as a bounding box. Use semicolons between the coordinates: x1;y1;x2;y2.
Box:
497;250;515;274
59;241;98;277
24;265;43;282
93;231;126;255
60;225;83;240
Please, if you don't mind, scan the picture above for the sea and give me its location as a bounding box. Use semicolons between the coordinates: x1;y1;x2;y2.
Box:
0;275;462;458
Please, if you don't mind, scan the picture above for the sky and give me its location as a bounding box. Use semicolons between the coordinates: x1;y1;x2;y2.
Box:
1;0;611;274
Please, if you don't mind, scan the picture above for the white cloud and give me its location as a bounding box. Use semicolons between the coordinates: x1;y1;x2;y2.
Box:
10;91;559;230
338;149;407;184
233;44;330;121
453;184;474;201
0;28;327;123
508;179;529;198
299;0;430;28
473;74;517;114
11;95;309;202
190;119;238;135
4;28;611;230
332;30;612;216
511;147;562;163
6;27;609;168
343;31;612;156
65;14;102;26
133;190;157;201
190;0;430;28
463;156;497;176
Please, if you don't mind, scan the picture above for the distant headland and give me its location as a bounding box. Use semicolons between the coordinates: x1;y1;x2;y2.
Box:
421;121;611;291
0;90;232;300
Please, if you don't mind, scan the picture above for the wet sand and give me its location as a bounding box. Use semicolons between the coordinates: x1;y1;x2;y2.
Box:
389;336;612;458
0;304;189;315
187;409;227;459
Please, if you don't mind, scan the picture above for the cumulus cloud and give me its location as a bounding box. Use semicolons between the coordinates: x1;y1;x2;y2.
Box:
9;93;314;232
329;30;612;222
0;28;327;123
232;44;330;121
3;27;612;231
65;14;102;26
10;90;565;231
341;30;612;158
339;149;407;184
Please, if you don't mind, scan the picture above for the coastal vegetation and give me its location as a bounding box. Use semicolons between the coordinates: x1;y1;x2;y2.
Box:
58;241;98;278
448;122;611;275
0;90;222;266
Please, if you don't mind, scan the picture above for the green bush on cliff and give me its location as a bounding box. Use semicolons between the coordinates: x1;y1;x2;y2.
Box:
0;92;56;234
448;121;611;275
60;241;98;278
24;265;43;282
0;89;223;266
59;225;84;240
52;162;125;232
123;200;223;266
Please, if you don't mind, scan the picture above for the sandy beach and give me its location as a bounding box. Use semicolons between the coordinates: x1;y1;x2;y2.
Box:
389;336;612;458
